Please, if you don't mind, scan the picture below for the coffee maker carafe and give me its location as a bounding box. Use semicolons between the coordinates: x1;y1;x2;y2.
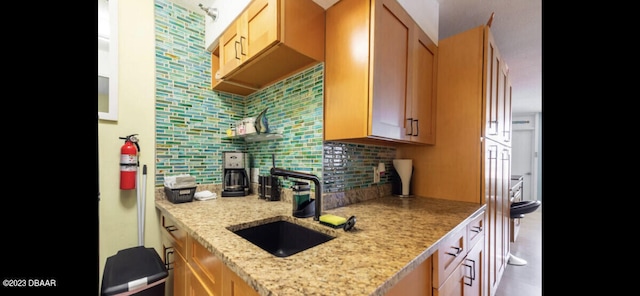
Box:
222;151;249;197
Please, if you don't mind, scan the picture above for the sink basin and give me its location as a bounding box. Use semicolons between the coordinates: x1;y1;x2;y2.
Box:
230;219;335;257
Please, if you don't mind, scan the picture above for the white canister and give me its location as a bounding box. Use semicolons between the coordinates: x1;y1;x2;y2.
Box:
240;118;256;134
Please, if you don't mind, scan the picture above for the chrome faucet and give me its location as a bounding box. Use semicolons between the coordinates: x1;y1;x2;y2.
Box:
270;167;322;221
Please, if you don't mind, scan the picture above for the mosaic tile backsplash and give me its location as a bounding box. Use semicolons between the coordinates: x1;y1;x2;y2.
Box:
154;0;397;195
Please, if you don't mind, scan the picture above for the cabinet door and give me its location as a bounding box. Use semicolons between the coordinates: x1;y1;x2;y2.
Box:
222;264;259;296
370;0;413;140
407;26;437;144
189;238;223;296
174;251;188;296
188;266;215;296
484;141;499;296
244;0;278;59
485;141;510;296
463;238;484;296
484;28;501;142
385;256;432;296
498;147;511;276
219;18;246;78
219;0;277;79
434;261;465;296
501;70;512;144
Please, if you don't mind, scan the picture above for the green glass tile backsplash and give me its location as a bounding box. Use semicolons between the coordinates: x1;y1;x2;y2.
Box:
154;0;396;193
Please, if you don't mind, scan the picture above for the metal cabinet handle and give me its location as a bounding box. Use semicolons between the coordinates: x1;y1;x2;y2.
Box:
463;258;476;286
445;246;463;257
406;118;413;135
240;36;246;55
165;225;178;232
412;119;419;136
471;225;483;233
163;246;175;271
234;41;241;60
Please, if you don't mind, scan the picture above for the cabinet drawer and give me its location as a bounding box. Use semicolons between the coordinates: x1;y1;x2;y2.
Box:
466;211;485;250
433;226;467;288
189;238;223;296
162;214;188;256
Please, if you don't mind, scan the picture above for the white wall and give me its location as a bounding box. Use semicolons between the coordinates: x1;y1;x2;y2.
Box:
98;0;159;292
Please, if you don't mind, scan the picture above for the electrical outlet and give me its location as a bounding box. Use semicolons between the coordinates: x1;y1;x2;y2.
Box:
373;166;380;183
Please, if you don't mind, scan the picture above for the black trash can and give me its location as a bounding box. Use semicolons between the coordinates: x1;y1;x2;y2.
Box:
101;246;168;296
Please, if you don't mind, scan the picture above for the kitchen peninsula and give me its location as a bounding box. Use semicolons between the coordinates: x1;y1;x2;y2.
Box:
156;193;485;296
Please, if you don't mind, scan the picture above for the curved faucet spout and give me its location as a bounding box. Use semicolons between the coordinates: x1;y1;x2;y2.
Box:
270;167;321;221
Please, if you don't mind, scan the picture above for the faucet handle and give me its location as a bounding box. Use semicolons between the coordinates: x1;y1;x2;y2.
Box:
344;216;357;231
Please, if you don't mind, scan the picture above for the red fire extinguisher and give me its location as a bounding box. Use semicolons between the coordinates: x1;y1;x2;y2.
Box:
119;134;140;190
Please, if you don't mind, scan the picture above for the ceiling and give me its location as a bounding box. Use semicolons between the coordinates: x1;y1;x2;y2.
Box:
175;0;542;114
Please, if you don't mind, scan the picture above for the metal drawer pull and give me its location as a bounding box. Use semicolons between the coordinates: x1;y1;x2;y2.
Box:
163;246;175;271
471;225;483;233
446;246;463;257
463;258;476;286
165;225;178;232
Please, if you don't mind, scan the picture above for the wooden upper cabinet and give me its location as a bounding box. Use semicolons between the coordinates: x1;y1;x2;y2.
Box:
502;68;512;144
245;0;278;59
370;0;413;142
483;28;511;145
212;0;325;96
219;0;277;78
219;15;247;79
325;0;437;145
407;27;438;144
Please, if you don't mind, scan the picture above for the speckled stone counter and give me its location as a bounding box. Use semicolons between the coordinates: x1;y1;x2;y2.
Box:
155;193;485;296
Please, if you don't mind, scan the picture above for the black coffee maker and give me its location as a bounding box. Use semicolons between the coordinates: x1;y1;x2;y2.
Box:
221;151;249;197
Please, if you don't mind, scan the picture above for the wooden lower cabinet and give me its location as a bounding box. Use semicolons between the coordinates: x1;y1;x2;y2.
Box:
222;264;259;296
173;250;188;296
161;213;258;296
433;210;485;296
187;264;216;296
434;237;484;296
385;256;433;296
463;238;484;296
386;211;485;296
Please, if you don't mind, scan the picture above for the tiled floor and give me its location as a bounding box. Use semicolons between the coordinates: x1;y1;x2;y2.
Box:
495;206;542;296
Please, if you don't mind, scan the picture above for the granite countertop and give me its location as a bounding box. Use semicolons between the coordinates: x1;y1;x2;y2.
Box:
155;194;485;296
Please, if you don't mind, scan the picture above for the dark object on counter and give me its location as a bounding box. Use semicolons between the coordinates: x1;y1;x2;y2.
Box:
271;167;322;221
259;175;281;201
222;151;250;197
390;166;414;196
344;215;357;231
164;186;196;204
101;246;168;296
292;181;314;218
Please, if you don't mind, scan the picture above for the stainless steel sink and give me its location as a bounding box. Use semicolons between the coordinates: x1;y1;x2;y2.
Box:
229;219;335;257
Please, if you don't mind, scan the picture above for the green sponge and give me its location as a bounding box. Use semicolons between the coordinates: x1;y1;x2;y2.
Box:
319;214;347;228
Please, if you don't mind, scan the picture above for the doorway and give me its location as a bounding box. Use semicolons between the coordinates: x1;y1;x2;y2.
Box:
512;113;540;201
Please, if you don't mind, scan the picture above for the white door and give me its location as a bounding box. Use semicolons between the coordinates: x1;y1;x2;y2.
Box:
512;129;534;201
